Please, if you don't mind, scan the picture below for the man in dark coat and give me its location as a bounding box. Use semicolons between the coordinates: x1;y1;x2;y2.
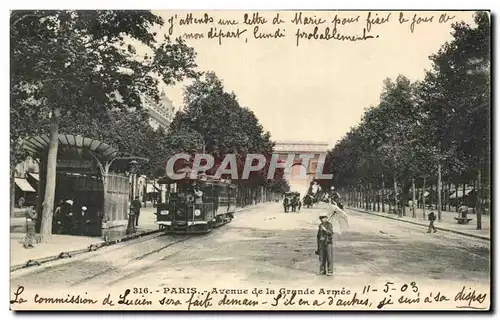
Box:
316;214;334;276
126;203;136;235
427;211;437;233
132;196;142;227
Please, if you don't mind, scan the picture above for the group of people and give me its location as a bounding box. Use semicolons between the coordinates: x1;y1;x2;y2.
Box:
426;201;471;233
53;199;102;236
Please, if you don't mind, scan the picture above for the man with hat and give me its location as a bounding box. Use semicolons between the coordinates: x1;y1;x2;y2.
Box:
131;196;142;227
316;213;334;276
78;206;89;236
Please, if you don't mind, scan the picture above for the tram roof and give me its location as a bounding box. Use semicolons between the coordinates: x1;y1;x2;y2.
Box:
157;170;233;185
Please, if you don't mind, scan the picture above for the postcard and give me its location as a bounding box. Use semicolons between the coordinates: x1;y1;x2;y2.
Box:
10;9;491;311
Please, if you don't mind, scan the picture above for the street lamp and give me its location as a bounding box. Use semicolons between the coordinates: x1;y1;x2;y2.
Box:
129;160;139;201
126;160;139;235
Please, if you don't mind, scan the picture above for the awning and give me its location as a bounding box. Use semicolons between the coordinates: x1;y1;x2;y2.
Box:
146;184;157;193
29;173;39;181
15;178;36;192
22;134;119;161
450;189;474;199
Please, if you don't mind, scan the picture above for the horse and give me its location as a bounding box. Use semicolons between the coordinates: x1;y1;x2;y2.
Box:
303;194;313;208
290;196;299;212
283;197;289;213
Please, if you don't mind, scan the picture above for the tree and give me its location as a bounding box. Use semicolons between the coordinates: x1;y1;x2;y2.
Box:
323;12;490;224
419;11;490;227
168;71;286;204
11;10;199;241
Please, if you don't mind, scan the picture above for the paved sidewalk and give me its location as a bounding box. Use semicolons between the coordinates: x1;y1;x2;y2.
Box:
349;205;490;240
10;203;266;269
10;207;159;268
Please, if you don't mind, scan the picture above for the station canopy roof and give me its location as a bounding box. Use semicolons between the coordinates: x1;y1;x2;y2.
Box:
15;178;36;192
23;134;118;161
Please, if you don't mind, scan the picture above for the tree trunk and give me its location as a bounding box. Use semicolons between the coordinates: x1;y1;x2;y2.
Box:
355;188;358;207
143;180;147;208
437;163;442;221
472;180;476;214
447;182;452;211
429;184;432;210
402;178;407;217
422;176;426;220
10;168;16;217
377;183;380;212
372;186;376;211
476;169;482;230
434;184;438;210
441;183;447;211
412;178;416;218
462;183;466;207
366;184;369;210
381;174;385;213
394;175;399;217
40;116;59;242
358;188;361;208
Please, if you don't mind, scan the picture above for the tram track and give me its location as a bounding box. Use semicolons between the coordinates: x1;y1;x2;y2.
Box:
103;242;190;287
69;235;194;287
69;221;235;287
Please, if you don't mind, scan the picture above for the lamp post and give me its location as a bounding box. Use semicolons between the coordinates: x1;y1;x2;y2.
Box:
129;160;139;200
126;160;139;235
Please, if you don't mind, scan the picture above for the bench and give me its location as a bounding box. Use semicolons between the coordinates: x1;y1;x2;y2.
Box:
454;217;473;225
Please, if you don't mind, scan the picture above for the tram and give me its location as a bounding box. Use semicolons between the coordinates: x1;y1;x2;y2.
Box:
156;171;237;233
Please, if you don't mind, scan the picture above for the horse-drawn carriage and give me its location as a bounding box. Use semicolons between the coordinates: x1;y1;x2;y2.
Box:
303;194;313;208
283;191;301;212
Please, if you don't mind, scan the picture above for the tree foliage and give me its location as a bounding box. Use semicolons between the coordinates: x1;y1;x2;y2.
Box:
10;10;200;238
10;10;199;166
324;12;490;198
168;71;289;193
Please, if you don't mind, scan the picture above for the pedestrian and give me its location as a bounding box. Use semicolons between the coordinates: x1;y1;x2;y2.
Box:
63;200;76;234
53;200;64;234
427;211;437;233
126;203;136;235
23;206;38;248
132;196;142;227
458;202;469;219
78;206;88;236
315;214;334;276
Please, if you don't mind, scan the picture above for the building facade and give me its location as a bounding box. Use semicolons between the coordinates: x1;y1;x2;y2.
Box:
274;140;330;195
144;90;177;130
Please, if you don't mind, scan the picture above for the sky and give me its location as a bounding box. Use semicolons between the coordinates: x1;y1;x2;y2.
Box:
152;10;477;148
